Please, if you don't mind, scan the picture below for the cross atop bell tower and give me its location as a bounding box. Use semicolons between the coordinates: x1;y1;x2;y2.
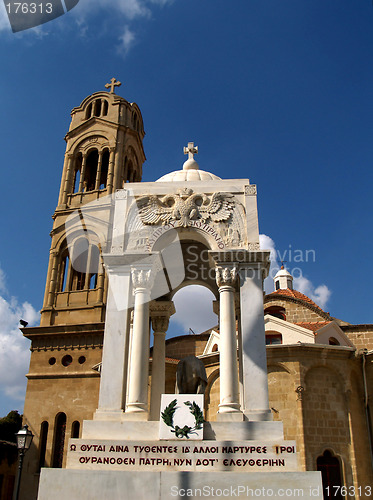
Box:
105;77;121;94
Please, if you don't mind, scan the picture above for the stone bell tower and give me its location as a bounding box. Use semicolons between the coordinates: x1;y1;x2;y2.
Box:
40;78;146;327
20;80;146;500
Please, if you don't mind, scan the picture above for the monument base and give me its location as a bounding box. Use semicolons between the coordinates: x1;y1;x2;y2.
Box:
82;419;285;441
38;469;324;500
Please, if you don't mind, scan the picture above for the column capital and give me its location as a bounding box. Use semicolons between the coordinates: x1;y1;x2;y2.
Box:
151;317;169;334
215;265;238;289
150;300;176;334
131;267;155;291
149;300;176;317
209;249;270;276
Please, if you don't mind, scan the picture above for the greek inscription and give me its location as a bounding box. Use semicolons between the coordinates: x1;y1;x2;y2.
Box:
275;446;295;454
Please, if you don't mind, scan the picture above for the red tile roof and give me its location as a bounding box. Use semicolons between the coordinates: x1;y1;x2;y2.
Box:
266;289;325;312
294;321;331;333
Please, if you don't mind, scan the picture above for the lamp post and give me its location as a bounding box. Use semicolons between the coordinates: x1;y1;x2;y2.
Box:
14;424;34;500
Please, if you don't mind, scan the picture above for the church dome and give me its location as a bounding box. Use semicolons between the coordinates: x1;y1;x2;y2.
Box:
274;265;294;291
274;267;293;280
156;169;221;182
156;142;221;182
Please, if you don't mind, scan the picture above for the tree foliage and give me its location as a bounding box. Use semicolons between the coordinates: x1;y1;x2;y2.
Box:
0;410;22;443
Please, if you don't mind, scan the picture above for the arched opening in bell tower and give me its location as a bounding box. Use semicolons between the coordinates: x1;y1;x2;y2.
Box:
84;149;99;191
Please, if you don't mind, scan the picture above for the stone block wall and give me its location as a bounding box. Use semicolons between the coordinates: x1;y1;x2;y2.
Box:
165;333;210;359
342;325;373;350
265;299;328;323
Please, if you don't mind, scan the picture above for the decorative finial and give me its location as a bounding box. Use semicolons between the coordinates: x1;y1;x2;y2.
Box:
280;260;287;270
105;77;121;94
183;142;198;160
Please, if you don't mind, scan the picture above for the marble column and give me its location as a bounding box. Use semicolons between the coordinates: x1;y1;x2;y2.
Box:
216;265;242;418
126;267;155;415
149;301;175;421
95;267;131;420
239;262;272;421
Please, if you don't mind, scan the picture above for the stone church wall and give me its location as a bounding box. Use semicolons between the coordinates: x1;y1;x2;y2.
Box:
164;333;210;359
342;325;373;350
265;298;328;323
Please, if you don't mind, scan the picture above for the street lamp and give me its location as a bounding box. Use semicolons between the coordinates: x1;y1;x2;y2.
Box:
14;425;34;500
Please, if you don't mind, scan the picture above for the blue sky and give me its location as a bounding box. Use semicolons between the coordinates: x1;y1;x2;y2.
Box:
0;0;373;416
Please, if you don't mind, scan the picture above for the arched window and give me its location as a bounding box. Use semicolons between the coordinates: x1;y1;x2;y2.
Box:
84;149;99;191
265;306;286;321
72;153;82;193
265;334;282;345
212;344;219;352
71;238;89;291
317;450;343;499
127;160;134;183
88;245;100;289
60;239;101;292
59;253;70;291
52;413;66;468
99;149;109;189
329;337;340;346
38;421;49;471
71;421;80;439
102;100;108;116
94;99;102;117
133;157;139;182
85;102;92;120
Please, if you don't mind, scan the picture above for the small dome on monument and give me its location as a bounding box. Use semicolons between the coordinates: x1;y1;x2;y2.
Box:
156;142;221;182
183;157;199;170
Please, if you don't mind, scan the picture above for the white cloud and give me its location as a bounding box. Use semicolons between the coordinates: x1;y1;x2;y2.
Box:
117;25;136;56
259;234;280;294
259;233;331;310
0;0;177;49
0;267;39;406
293;276;331;310
168;285;217;336
72;0;151;21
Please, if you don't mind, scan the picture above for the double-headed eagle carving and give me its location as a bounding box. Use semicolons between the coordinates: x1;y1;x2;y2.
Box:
136;188;234;228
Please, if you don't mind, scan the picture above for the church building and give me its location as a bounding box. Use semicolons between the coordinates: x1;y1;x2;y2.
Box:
19;82;372;499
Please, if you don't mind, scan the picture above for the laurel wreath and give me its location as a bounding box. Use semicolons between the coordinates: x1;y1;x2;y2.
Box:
161;399;204;439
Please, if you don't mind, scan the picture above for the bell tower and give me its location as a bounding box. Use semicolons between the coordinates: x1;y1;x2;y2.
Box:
40;79;146;326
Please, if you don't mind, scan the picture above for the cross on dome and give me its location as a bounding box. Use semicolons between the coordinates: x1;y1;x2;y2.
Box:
105;77;121;94
184;142;198;160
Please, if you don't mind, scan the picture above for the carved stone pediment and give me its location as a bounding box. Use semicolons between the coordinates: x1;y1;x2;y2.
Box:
136;188;235;228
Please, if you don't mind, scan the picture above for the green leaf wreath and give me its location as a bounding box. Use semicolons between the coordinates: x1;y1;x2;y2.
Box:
161;399;205;439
